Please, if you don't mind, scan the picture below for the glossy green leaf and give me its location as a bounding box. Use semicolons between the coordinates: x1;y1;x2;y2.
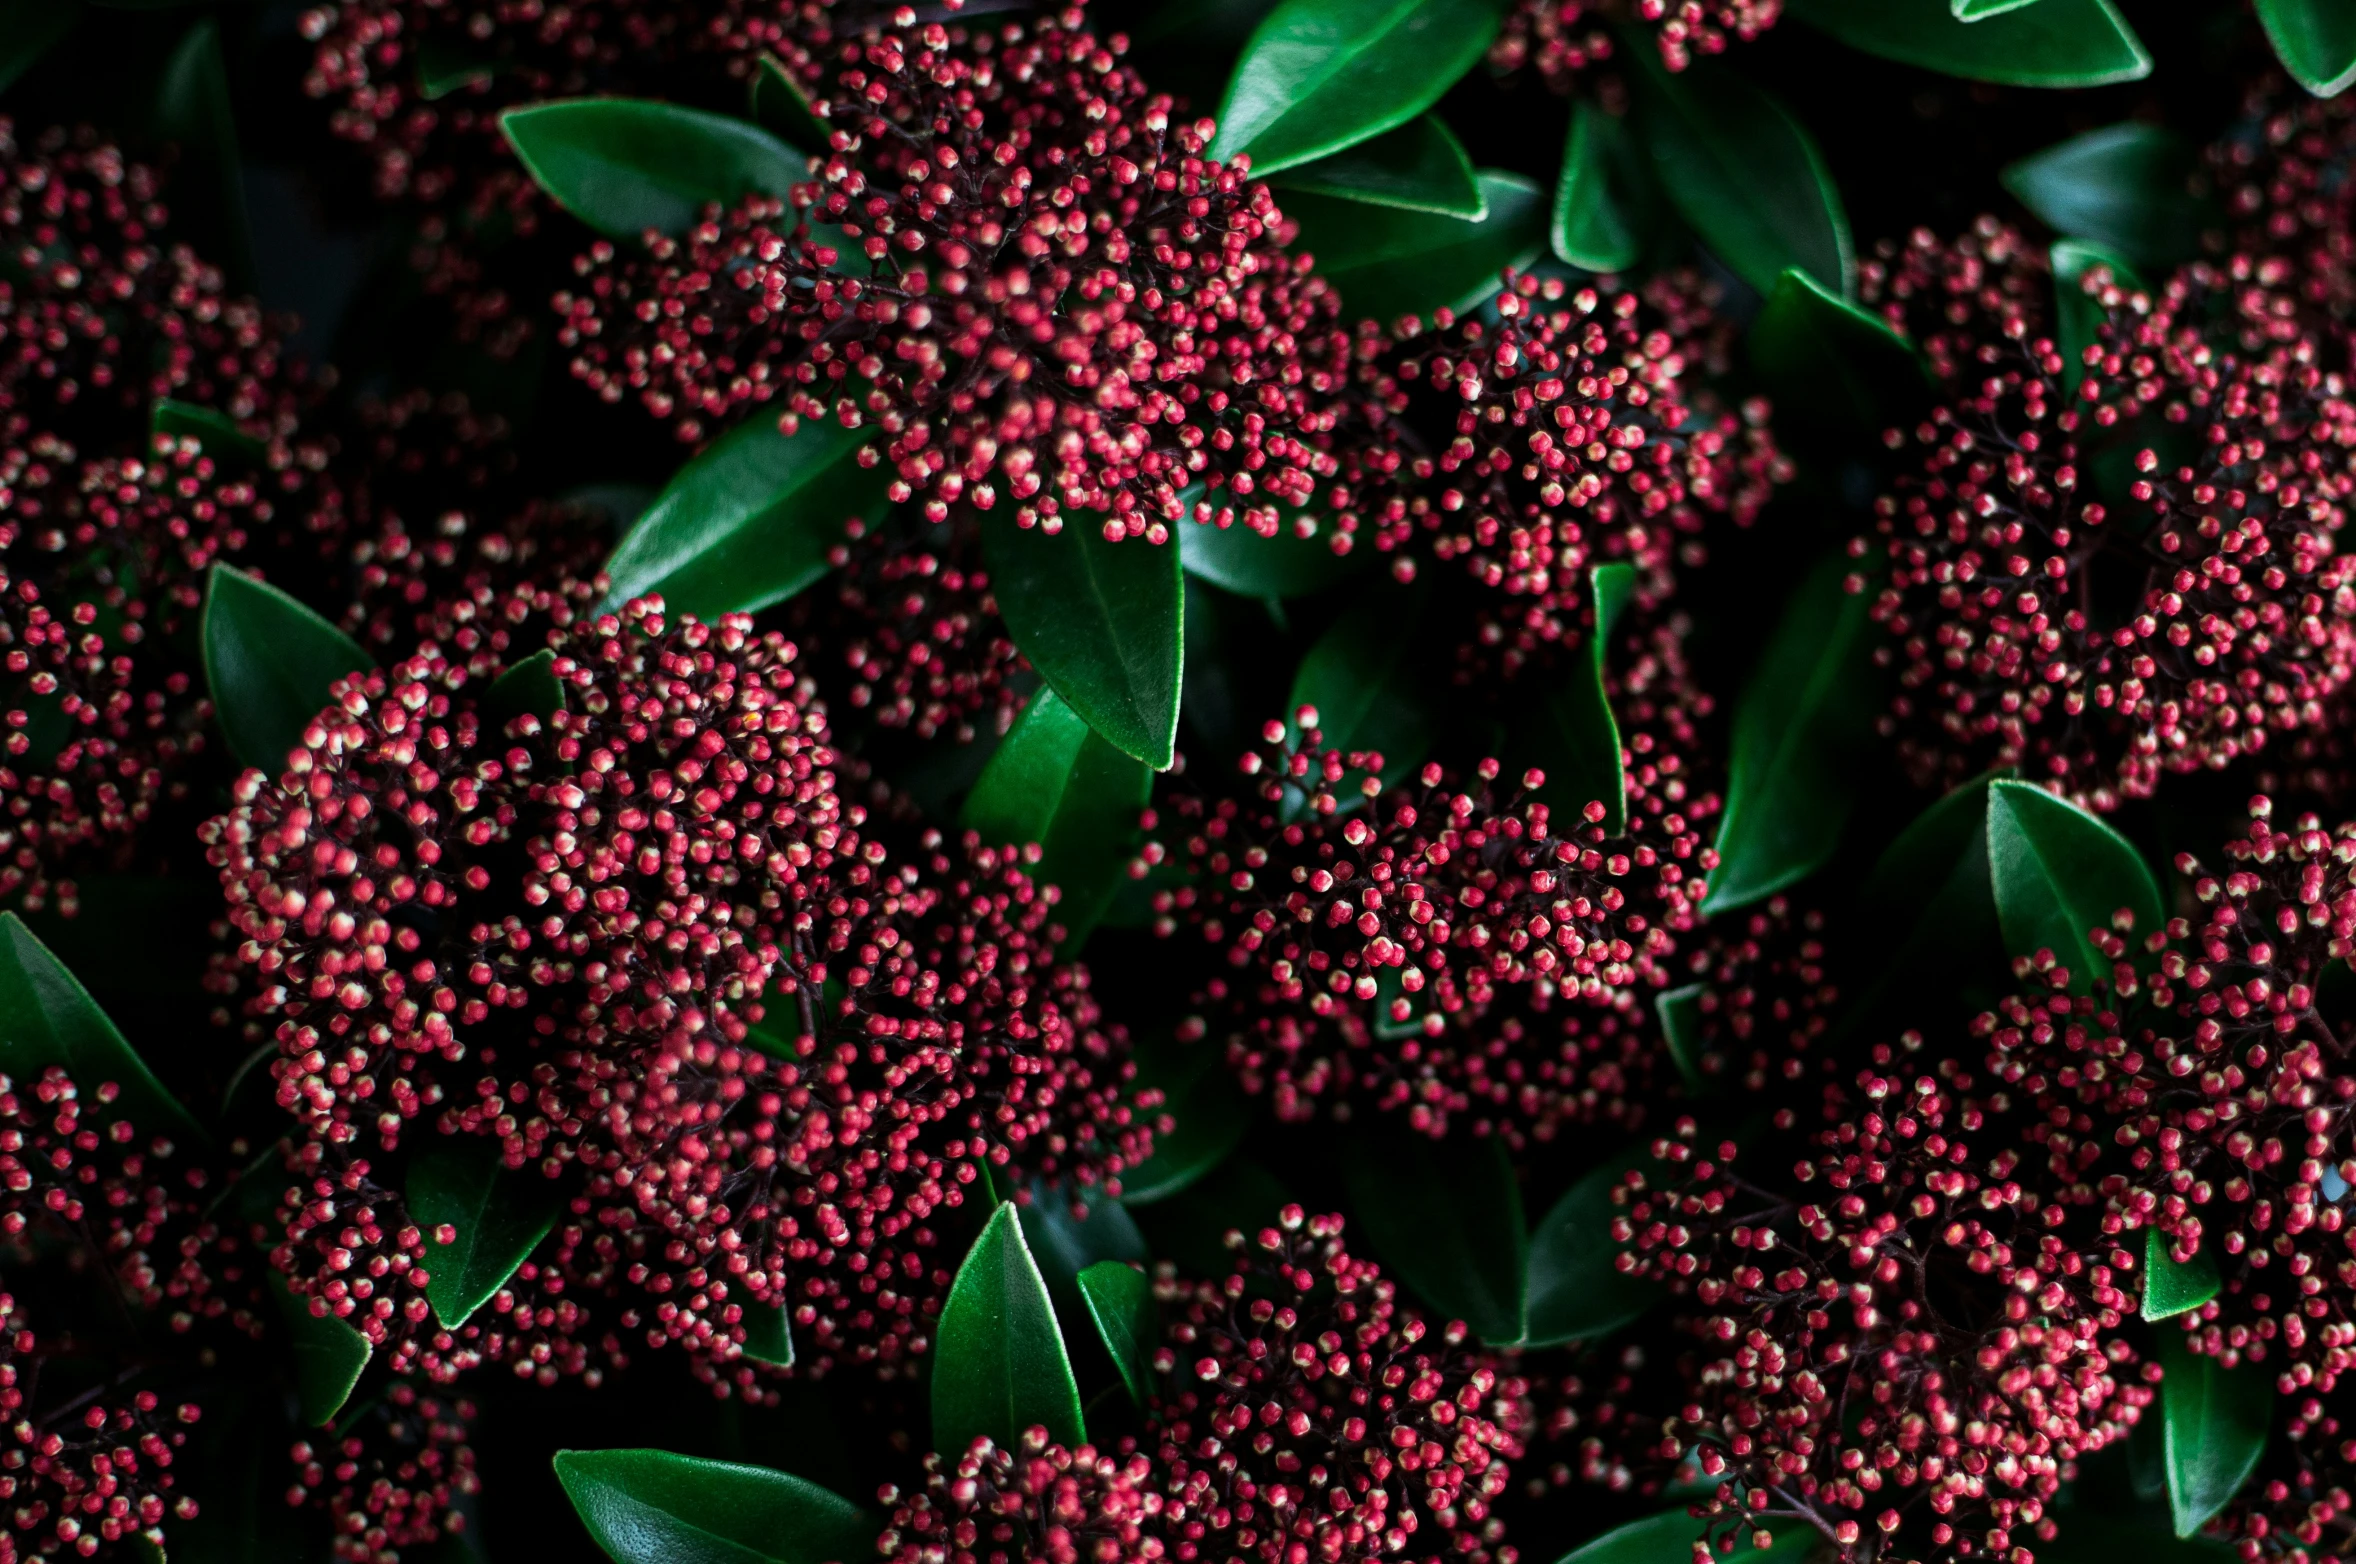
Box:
1557;1508;1819;1564
1785;0;2149;87
1076;1261;1156;1407
1704;554;1878;914
1954;0;2046;15
553;1449;873;1564
962;688;1151;948
0;5;75;96
1527;564;1634;836
1288;169;1546;324
2160;1332;2272;1539
484;649;567;730
750;53;832;149
1842;774;2009;1033
2143;1228;2223;1323
741;1298;795;1369
502;99;807;242
1270;114;1484;217
408;1136;564;1330
932;1204;1086;1456
158;19;254;290
2001;124;2208;268
2259;0;2356;96
1525;1148;1662;1348
982;513;1184;770
1177;509;1363;598
202;564;377;773
1630;51;1850;297
1748;267;1929;440
1553;101;1641;274
1014;1179;1149;1320
2051;238;2146;394
1342;1124;1526;1346
1986;779;2165;993
601;410;886;620
1655;983;1707;1094
152;399;265;465
0;912;201;1143
1119;1031;1249;1205
270;1275;371;1427
1287;578;1436;814
1208;0;1507;176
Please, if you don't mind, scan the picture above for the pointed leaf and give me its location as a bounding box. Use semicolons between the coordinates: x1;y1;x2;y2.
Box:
484;649;567;730
203;564;377;773
1986;779;2164;993
157;20;253;291
741;1298;795;1368
0;4;74;95
962;688;1152;948
1207;0;1507;176
1177;507;1363;599
1528;564;1634;836
2160;1332;2271;1539
932;1204;1086;1456
2259;0;2356;97
1286;578;1437;816
1288;169;1546;324
600;410;886;619
1655;983;1707;1094
1553;101;1641;274
1525;1148;1663;1348
1076;1261;1156;1407
2001;124;2209;269
2051;238;2146;394
2143;1228;2222;1323
152;399;265;465
1270;114;1485;218
1119;1031;1248;1206
750;54;832;149
0;913;201;1143
408;1137;564;1330
501;98;807;242
270;1275;371;1427
1704;554;1878;913
1558;1509;1819;1564
1954;0;2047;15
1786;0;2149;87
1014;1179;1148;1319
416;36;495;100
1843;775;2009;1032
553;1449;873;1564
982;513;1184;770
1341;1124;1526;1346
1748;267;1930;440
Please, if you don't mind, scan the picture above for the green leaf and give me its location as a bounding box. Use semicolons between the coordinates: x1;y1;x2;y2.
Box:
1842;774;2008;1032
750;53;832;149
1269;114;1485;218
1703;554;1878;914
415;36;494;100
270;1275;372;1427
2002;123;2208;269
152;399;265;465
1557;1509;1820;1564
1076;1261;1156;1407
1177;509;1363;599
1553;101;1641;274
1655;983;1707;1094
962;688;1153;948
1629;51;1850;297
553;1449;873;1564
1527;563;1634;836
157;19;254;291
484;649;567;730
1954;0;2047;15
202;564;377;773
932;1203;1086;1456
1747;267;1930;440
1208;0;1507;176
1985;779;2164;993
741;1297;795;1368
1013;1179;1148;1323
2160;1332;2271;1539
1119;1031;1249;1205
599;411;886;620
981;513;1184;771
408;1137;563;1330
1286;578;1437;811
501;98;807;243
2051;238;2146;395
0;912;202;1144
2259;0;2356;96
1525;1147;1663;1348
1785;0;2149;87
2142;1228;2222;1323
0;4;75;96
1287;169;1547;324
1341;1124;1526;1346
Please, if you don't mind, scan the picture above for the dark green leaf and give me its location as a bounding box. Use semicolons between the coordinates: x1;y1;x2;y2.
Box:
1076;1261;1156;1407
1557;1509;1819;1564
408;1136;563;1330
202;564;377;773
1525;1148;1662;1348
601;410;885;619
270;1274;372;1427
2001;124;2209;268
1747;267;1930;441
1342;1124;1526;1346
1270;114;1484;218
501;99;807;243
157;19;254;291
152;399;265;465
1119;1031;1249;1205
932;1203;1086;1456
1843;775;2008;1033
1286;578;1437;813
982;513;1184;771
1785;0;2149;87
0;912;201;1143
751;53;832;149
963;688;1154;948
1704;554;1878;914
1629;51;1850;297
2160;1332;2271;1539
1954;0;2045;15
1985;779;2164;993
553;1448;873;1564
2051;238;2146;395
1015;1180;1148;1310
1128;1155;1293;1281
2259;0;2356;97
1655;983;1707;1094
1527;563;1634;836
484;649;567;730
1177;508;1363;599
2143;1228;2222;1323
1553;101;1641;274
1287;170;1547;324
1208;0;1507;176
741;1298;795;1368
0;4;75;96
416;37;494;100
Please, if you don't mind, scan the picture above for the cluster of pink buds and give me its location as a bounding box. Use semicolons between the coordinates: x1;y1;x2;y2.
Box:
289;1380;478;1564
1488;0;1784;86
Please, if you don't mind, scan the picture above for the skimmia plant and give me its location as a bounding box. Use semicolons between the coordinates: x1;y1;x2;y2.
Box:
4;0;2356;1561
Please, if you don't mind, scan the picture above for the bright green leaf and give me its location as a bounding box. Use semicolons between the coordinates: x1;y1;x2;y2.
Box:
270;1275;371;1427
408;1137;563;1330
2002;124;2210;268
0;912;201;1144
1288;169;1546;324
0;4;74;95
1785;0;2149;87
1527;563;1634;836
152;399;265;465
751;53;832;149
600;410;886;620
202;564;377;773
553;1448;873;1564
1704;554;1878;914
932;1204;1086;1456
2143;1228;2223;1323
1119;1031;1249;1205
2160;1332;2272;1539
1076;1261;1156;1407
1748;267;1929;440
2051;238;2146;394
1177;508;1363;599
1985;779;2164;993
1342;1124;1526;1346
158;19;254;291
1553;101;1641;274
501;98;807;242
982;513;1184;770
2259;0;2356;97
1208;0;1507;176
1525;1148;1662;1348
1270;114;1485;218
962;688;1151;948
